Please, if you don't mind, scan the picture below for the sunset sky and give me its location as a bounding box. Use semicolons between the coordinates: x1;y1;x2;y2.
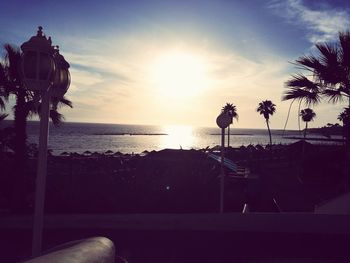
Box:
1;0;350;129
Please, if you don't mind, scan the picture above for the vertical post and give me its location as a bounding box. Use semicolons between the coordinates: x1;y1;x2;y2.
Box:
220;127;225;213
32;91;50;256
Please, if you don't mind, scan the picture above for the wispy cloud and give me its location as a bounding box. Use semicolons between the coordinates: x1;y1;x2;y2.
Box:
204;51;291;128
52;20;340;128
59;32;292;127
269;0;350;43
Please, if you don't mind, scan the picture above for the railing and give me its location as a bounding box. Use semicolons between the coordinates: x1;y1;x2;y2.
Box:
208;153;238;172
2;213;350;234
23;237;115;263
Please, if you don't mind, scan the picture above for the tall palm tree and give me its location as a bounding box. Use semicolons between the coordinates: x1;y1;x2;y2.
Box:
300;108;316;139
256;100;276;146
283;31;350;143
221;103;238;147
0;43;73;211
283;75;322;133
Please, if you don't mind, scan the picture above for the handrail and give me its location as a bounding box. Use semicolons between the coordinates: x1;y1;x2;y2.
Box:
23;237;115;263
208;153;238;172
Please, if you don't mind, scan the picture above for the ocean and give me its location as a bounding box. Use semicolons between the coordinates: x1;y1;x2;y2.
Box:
2;121;342;155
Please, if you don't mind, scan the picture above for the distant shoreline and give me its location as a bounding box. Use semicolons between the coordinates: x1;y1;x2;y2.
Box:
283;136;345;142
93;133;168;136
210;133;253;136
1;119;300;131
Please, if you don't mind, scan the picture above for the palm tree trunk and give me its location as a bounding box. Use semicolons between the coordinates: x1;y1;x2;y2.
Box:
298;100;302;135
304;122;308;139
347;98;350;151
344;98;350;159
266;119;272;146
301;122;308;180
282;99;295;137
227;125;230;147
11;89;27;212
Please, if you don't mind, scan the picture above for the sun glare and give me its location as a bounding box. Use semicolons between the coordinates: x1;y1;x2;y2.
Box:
150;51;209;98
161;125;194;149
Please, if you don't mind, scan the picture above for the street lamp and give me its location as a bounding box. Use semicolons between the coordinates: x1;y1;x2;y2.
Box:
216;112;231;213
20;26;70;256
20;26;55;92
51;46;70;98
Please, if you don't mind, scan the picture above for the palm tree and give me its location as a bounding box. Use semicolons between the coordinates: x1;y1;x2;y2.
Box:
300;108;316;139
338;107;350;123
0;113;11;152
283;31;350;143
256;100;276;146
221;103;238;147
282;75;322;133
338;107;350;144
0;62;9;111
0;43;73;211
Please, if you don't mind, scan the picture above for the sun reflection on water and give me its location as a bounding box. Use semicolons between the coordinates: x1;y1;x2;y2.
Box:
160;125;195;149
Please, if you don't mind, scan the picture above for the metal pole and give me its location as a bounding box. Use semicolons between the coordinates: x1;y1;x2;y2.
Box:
220;127;225;213
32;91;50;256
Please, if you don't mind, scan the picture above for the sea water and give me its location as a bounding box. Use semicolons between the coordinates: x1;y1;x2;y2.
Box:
3;121;342;154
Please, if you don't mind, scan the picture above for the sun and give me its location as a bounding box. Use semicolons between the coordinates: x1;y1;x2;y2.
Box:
149;50;209;98
161;125;194;149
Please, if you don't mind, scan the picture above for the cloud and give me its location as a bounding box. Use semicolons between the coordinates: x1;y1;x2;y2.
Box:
269;0;350;43
69;68;104;87
56;27;342;128
65;52;133;84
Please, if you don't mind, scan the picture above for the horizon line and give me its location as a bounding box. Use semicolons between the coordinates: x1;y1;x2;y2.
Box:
1;119;304;131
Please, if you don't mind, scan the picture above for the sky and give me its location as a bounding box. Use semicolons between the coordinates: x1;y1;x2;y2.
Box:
1;0;350;129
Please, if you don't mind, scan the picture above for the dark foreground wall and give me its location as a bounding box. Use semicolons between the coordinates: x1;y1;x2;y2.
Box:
1;213;350;263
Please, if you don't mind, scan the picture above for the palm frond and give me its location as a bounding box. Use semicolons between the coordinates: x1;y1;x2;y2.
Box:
295;55;323;73
50;109;65;127
339;86;350;96
3;44;21;82
59;96;73;108
25;99;39;119
316;43;338;66
282;87;318;104
339;31;350;68
0;97;6;111
0;62;6;86
286;74;320;92
50;96;73;109
323;88;344;104
315;43;343;85
0;113;8;122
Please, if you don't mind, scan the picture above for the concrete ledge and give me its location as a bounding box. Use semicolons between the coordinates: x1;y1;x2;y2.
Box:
23;237;115;263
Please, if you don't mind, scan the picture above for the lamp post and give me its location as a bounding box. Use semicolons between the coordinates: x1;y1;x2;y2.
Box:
216;112;231;213
20;26;70;256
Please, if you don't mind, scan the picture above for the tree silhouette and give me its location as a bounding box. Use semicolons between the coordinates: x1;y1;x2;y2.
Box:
300;108;316;139
0;62;9;111
338;107;350;144
221;103;238;147
0;44;73;211
283;31;350;141
256;100;276;146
